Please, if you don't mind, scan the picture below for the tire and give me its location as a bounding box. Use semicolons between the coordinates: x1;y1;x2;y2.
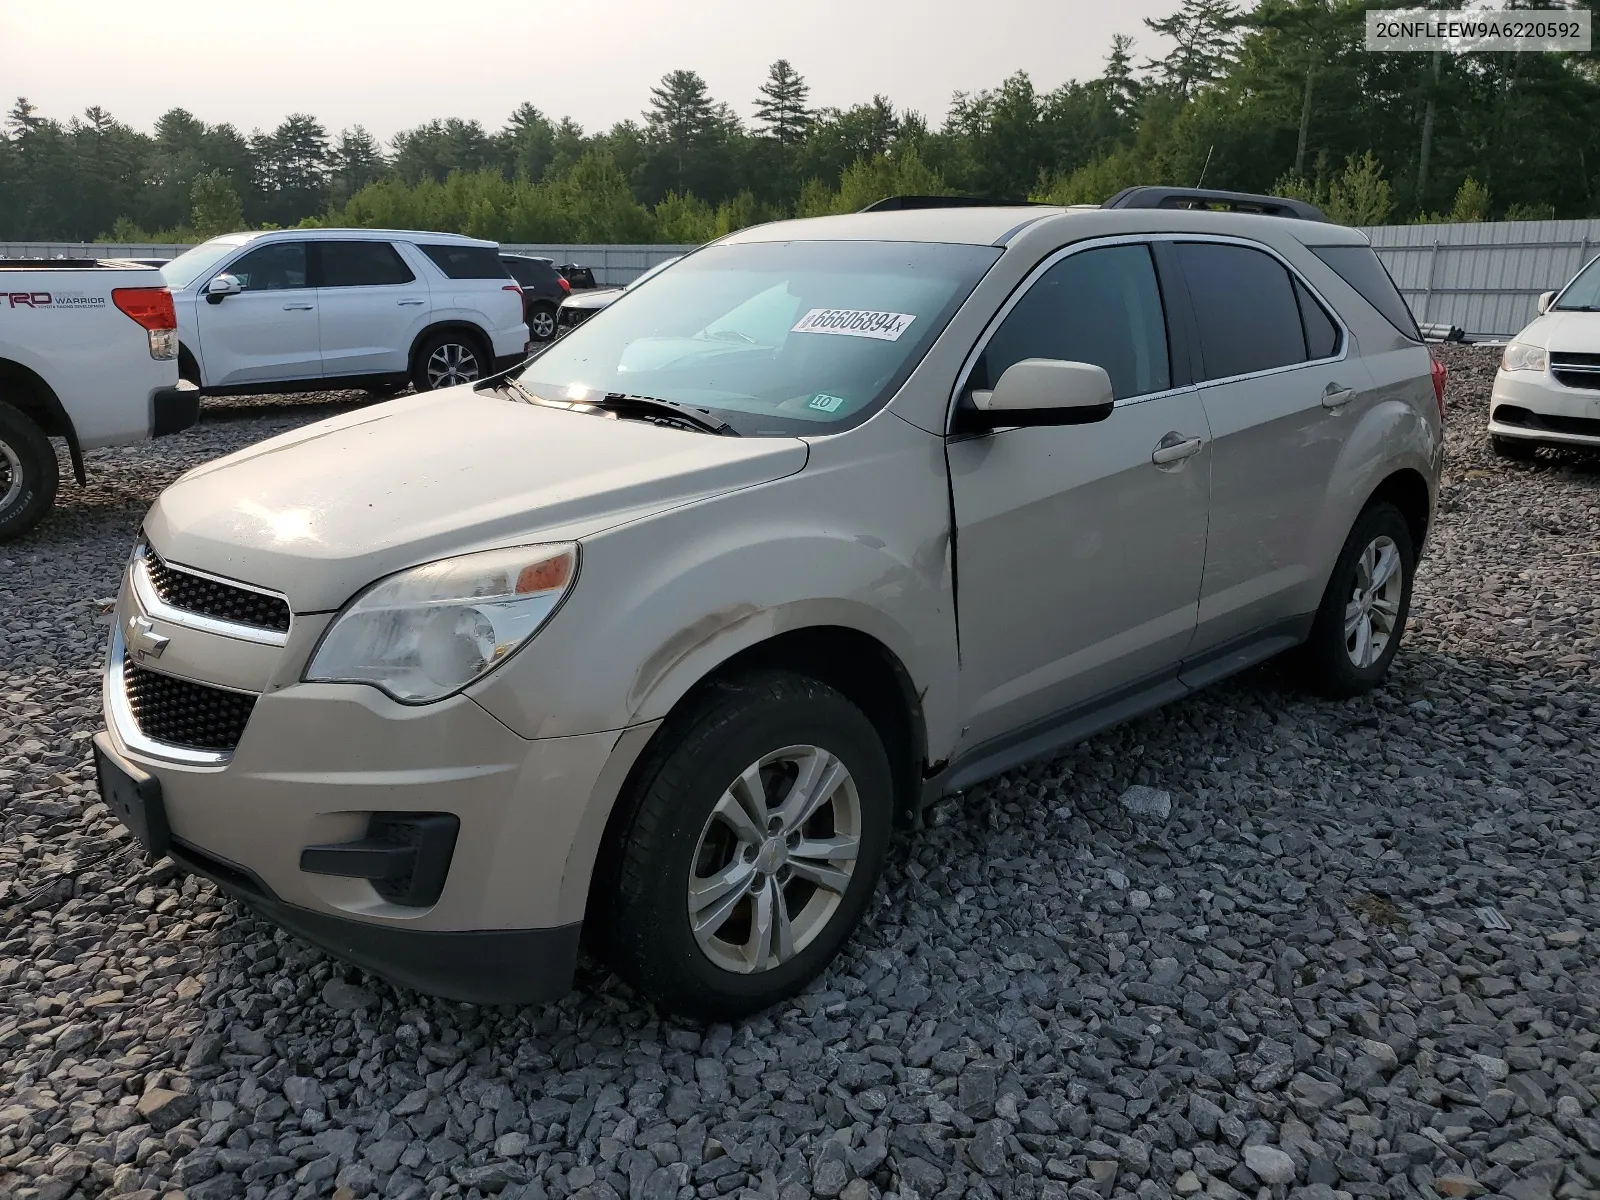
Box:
1490;434;1538;461
411;331;488;392
527;303;558;343
0;401;59;542
1297;501;1415;699
600;672;894;1019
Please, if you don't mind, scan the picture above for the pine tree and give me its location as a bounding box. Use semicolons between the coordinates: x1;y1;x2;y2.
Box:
7;97;42;139
1143;0;1240;100
190;169;244;236
754;60;812;145
331;126;386;195
645;70;722;195
1102;35;1142;118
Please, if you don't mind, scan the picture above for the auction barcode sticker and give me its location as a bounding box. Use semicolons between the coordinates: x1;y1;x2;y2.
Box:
792;308;917;341
1366;9;1590;51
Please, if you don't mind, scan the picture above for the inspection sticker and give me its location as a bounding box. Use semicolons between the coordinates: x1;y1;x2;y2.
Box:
792;308;916;342
808;393;847;412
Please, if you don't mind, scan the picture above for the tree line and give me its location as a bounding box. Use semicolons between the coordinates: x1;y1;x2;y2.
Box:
3;0;1598;247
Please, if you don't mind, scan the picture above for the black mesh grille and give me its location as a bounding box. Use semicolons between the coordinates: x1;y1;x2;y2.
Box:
123;662;256;752
145;549;290;633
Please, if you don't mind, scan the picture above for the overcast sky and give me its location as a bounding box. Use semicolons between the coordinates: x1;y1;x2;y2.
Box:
3;0;1180;142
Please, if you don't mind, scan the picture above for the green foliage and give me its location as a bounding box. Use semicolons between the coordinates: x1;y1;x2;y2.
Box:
1447;177;1491;223
6;1;1600;244
1503;201;1556;222
1323;152;1393;227
190;169;244;237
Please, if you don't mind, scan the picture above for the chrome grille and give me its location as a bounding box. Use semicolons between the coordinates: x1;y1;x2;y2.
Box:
122;662;256;753
1551;353;1600;392
144;547;291;633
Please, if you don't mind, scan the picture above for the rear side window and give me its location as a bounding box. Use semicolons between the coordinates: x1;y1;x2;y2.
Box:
420;244;509;280
1176;243;1305;381
1294;278;1341;360
1309;244;1421;340
970;243;1171;401
318;241;415;287
503;258;557;287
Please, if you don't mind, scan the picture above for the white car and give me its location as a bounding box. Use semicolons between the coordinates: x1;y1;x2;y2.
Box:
0;257;192;539
161;230;530;396
1489;253;1600;457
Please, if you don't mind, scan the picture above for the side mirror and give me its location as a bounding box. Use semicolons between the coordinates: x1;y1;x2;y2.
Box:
969;358;1116;428
205;274;242;304
1537;290;1556;315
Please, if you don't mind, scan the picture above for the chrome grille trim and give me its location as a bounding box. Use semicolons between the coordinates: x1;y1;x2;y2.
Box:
132;542;290;647
106;626;240;766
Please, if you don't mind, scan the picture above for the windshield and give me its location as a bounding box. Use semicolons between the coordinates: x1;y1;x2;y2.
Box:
517;240;1001;436
161;236;252;290
1553;254;1600;310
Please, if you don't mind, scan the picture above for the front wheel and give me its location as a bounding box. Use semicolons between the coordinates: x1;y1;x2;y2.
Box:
412;332;487;391
0;401;59;542
527;303;558;342
601;672;894;1019
1296;501;1414;699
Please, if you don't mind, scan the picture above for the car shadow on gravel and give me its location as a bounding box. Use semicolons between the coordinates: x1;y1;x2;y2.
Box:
197;391;381;425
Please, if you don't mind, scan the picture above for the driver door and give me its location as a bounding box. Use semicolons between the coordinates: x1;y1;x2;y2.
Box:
947;242;1212;751
195;241;322;387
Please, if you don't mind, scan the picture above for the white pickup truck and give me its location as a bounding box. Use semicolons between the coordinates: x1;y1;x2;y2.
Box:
0;259;196;540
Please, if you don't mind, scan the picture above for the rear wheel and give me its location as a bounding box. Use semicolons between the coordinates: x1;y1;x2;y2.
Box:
1490;434;1538;461
0;401;59;542
1296;501;1414;699
527;302;558;343
412;331;488;391
601;672;893;1019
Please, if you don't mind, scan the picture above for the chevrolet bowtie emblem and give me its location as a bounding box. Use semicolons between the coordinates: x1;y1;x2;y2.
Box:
126;614;170;661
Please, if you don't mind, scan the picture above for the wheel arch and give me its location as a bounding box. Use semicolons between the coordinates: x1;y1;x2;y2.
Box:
575;623;929;930
408;321;493;375
1366;466;1433;556
0;356;85;485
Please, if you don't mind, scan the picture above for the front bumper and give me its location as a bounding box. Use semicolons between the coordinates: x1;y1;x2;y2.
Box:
99;554;654;1002
1489;369;1600;447
151;381;201;438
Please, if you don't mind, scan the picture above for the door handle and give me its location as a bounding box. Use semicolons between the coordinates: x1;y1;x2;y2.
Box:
1152;435;1204;465
1322;383;1356;409
397;298;426;306
283;303;314;311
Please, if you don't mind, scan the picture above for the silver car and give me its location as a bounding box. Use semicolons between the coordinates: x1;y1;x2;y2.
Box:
95;190;1443;1017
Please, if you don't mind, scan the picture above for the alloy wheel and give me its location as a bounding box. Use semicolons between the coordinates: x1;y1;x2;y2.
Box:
530;310;556;340
425;342;481;389
1344;534;1403;668
687;744;862;974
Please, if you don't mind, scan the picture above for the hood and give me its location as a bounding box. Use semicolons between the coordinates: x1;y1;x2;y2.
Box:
1514;310;1600;350
144;388;808;611
561;288;622;312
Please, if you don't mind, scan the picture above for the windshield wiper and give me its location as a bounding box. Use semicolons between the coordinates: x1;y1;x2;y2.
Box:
1554;305;1600;312
587;393;740;436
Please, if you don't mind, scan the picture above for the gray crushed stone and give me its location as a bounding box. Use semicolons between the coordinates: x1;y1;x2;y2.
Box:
1;352;1597;1200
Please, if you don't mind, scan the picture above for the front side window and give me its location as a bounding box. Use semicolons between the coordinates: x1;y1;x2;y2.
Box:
223;242;308;291
1178;242;1307;381
1553;255;1600;311
515;240;1001;436
318;241;415;287
967;243;1171;403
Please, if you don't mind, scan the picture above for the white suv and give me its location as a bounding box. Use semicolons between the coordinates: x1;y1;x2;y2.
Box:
160;229;530;395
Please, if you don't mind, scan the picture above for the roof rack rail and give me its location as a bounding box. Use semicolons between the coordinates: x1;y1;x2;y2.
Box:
859;195;1051;212
1103;186;1327;223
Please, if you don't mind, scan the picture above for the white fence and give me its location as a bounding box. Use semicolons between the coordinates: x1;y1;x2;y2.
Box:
7;221;1600;335
1360;219;1600;339
0;241;694;287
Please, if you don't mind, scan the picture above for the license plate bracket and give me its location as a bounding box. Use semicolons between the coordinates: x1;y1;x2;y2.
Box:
93;732;171;859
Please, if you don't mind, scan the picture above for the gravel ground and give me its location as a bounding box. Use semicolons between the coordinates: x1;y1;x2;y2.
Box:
2;350;1598;1200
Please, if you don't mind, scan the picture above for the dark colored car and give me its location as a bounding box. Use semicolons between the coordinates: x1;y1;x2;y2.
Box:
500;254;569;341
557;264;598;290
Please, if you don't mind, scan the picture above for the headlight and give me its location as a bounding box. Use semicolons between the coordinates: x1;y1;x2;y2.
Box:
305;544;577;703
1501;341;1548;373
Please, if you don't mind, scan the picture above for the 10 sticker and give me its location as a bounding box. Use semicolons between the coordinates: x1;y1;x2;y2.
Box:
792;308;917;342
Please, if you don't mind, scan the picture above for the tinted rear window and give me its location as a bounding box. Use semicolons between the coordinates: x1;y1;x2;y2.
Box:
1177;242;1306;381
1309;244;1421;340
319;241;415;287
420;244;509;280
503;257;557;286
